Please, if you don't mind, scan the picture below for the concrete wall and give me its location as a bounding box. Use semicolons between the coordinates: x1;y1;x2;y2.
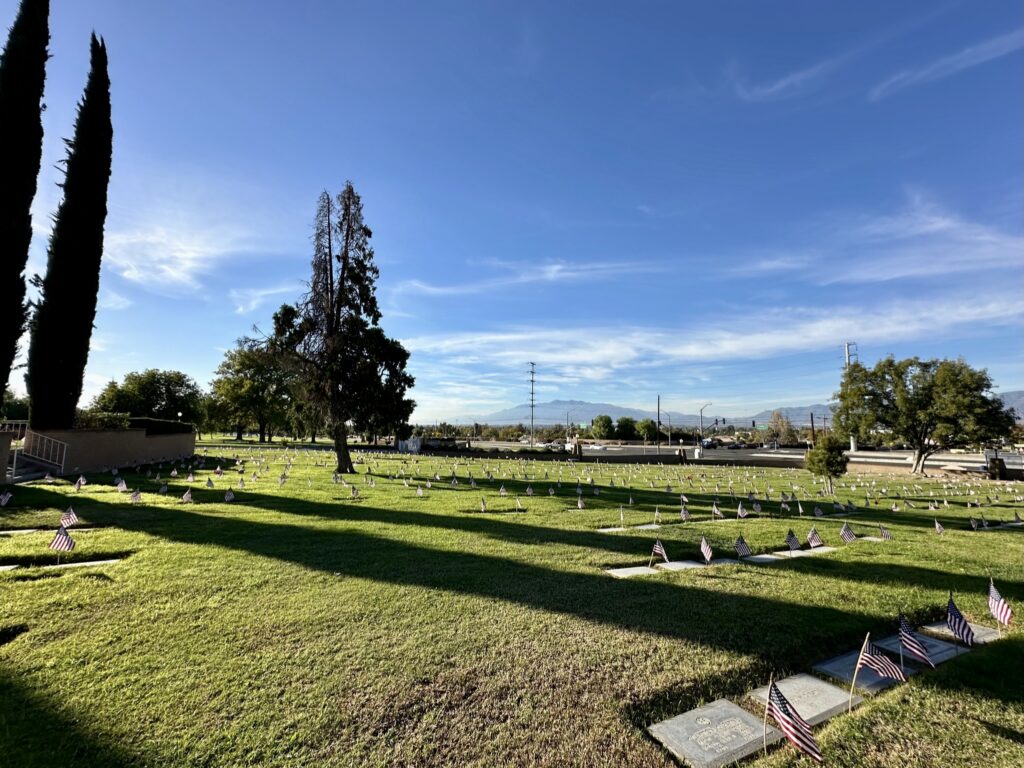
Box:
35;429;195;475
0;433;11;476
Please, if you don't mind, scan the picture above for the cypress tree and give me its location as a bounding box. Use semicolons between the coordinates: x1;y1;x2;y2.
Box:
0;0;49;395
26;34;111;430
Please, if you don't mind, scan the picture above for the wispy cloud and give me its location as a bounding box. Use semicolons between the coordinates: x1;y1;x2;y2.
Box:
104;222;255;291
393;259;662;297
823;192;1024;283
870;27;1024;101
405;292;1024;377
732;58;841;102
98;288;133;310
229;284;300;314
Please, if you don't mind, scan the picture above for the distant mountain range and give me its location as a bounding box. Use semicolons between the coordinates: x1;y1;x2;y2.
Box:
476;391;1024;427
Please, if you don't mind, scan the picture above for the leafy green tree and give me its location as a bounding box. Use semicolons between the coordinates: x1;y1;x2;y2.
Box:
615;416;638;441
834;356;1015;474
805;434;848;495
2;388;30;419
636;418;657;442
211;341;292;443
591;414;613;440
0;0;48;395
271;183;414;473
766;410;798;445
26;34;111;429
92;369;204;423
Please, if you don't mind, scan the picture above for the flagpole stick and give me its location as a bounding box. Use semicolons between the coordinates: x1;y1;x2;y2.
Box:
763;672;773;757
849;632;870;713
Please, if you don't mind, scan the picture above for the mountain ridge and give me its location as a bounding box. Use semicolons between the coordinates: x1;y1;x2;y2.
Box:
472;391;1024;427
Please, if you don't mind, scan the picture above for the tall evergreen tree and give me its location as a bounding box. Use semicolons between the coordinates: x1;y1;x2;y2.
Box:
26;34;111;429
272;183;414;473
0;0;49;395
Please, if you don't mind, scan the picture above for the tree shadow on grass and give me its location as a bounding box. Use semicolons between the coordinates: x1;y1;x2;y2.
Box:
913;635;1024;709
0;668;137;768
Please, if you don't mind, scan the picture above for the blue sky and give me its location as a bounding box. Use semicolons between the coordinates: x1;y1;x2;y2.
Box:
5;0;1023;421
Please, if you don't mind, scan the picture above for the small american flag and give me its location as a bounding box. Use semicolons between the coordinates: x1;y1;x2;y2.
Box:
879;524;893;540
652;539;669;563
807;527;824;548
206;478;214;489
170;469;178;478
181;488;193;503
737;503;748;519
712;502;724;519
859;641;906;681
416;485;424;497
159;484;168;494
215;466;223;477
813;506;823;517
49;526;75;552
734;536;752;558
785;529;800;551
0;490;11;507
989;579;1013;626
225;490;235;502
130;489;142;503
898;616;934;668
75;475;87;491
970;517;978;531
934;519;944;535
700;535;712;564
752;501;762;515
44;472;54;483
499;484;507;497
840;522;856;544
797;500;804;516
679;506;690;522
117;478;128;492
766;680;822;763
947;595;974;646
60;507;79;527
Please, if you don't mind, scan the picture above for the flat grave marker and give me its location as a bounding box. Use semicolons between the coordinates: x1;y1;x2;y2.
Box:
873;633;961;665
771;546;837;558
741;554;782;564
648;698;782;768
813;649;917;694
921;621;1000;646
42;559;123;570
656;560;706;571
605;566;659;579
595;527;626;533
748;673;861;726
634;523;661;530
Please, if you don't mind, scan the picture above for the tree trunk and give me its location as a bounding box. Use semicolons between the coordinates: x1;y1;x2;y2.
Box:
259;421;267;443
334;422;355;474
911;450;928;475
235;424;243;441
311;426;317;444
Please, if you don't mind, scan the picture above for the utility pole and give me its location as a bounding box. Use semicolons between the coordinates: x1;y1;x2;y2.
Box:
810;412;816;445
699;402;712;446
528;362;536;447
843;342;858;451
656;395;661;456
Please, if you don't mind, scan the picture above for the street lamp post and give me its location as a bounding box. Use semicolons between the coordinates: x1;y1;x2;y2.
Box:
699;403;712;445
565;410;576;444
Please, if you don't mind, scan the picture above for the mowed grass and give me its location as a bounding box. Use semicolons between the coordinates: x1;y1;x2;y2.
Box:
1;446;1022;767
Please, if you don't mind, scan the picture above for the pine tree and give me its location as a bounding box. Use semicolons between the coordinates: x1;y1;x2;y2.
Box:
272;183;414;473
0;0;49;395
26;34;111;429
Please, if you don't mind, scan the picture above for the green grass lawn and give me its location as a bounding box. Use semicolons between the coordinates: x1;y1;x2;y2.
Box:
2;449;1022;767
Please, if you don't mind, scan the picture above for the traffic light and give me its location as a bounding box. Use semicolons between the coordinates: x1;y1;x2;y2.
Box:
752;420;756;428
714;418;718;426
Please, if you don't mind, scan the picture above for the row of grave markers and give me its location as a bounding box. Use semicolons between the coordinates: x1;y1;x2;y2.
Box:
649;588;1014;767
